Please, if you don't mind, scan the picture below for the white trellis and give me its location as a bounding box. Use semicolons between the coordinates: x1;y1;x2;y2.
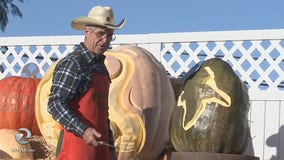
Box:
0;29;284;160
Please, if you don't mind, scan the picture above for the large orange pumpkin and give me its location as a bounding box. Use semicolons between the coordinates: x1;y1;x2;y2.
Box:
0;76;41;135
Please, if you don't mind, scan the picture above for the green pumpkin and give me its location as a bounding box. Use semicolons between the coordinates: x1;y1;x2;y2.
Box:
169;58;250;154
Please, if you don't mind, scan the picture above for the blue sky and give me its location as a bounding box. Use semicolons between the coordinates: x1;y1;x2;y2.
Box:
1;0;284;37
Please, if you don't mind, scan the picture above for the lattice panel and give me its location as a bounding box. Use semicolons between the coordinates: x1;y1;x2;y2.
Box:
0;45;75;78
160;40;284;91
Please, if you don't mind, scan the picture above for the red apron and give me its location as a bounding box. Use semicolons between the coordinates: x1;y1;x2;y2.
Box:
56;74;110;160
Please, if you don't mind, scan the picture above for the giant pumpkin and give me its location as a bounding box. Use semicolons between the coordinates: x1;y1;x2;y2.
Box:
169;58;250;154
106;46;175;160
0;76;41;135
35;46;176;160
35;61;61;150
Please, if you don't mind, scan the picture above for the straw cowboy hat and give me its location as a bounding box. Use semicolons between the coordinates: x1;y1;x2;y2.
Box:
71;6;126;30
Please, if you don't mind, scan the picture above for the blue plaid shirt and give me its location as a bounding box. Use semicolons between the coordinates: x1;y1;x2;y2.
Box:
48;42;110;137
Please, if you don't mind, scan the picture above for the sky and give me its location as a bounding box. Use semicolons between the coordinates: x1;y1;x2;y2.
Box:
1;0;284;37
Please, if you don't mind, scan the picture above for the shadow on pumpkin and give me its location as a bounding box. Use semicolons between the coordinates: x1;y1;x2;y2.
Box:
266;125;284;160
132;106;174;160
245;129;255;156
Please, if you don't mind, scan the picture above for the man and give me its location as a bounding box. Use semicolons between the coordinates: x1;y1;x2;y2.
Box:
48;6;126;160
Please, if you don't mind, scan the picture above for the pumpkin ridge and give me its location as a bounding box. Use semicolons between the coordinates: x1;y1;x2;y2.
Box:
0;76;41;135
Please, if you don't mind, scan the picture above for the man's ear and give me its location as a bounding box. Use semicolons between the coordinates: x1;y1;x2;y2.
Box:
85;28;91;35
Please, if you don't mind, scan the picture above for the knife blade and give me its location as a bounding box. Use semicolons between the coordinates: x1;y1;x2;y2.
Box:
97;141;115;148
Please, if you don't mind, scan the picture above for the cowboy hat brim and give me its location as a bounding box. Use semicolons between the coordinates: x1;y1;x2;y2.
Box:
71;17;126;30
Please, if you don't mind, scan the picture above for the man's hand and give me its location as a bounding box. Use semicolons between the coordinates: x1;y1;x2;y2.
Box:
82;127;102;146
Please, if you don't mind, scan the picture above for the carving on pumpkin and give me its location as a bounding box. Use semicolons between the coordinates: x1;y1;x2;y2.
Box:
178;66;231;130
170;58;250;154
105;50;146;154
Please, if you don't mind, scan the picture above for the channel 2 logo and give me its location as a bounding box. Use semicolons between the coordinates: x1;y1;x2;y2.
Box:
15;128;32;145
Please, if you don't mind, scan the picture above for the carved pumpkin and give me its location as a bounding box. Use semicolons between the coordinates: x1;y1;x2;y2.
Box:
169;58;250;154
106;46;175;160
35;46;176;160
0;129;33;159
0;76;41;135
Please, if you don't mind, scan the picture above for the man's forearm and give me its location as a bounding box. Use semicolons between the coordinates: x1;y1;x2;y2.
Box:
48;97;88;137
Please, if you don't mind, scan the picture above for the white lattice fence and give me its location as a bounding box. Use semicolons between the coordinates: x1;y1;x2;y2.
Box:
160;36;284;93
0;29;284;160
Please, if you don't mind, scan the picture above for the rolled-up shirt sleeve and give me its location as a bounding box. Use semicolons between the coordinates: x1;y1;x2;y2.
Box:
48;58;88;137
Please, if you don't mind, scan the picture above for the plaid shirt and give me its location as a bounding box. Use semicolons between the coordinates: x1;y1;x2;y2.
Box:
48;42;110;137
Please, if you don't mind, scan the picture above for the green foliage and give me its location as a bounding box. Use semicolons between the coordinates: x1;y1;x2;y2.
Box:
0;0;29;32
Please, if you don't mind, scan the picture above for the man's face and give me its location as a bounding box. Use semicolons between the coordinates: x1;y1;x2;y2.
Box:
85;26;114;55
